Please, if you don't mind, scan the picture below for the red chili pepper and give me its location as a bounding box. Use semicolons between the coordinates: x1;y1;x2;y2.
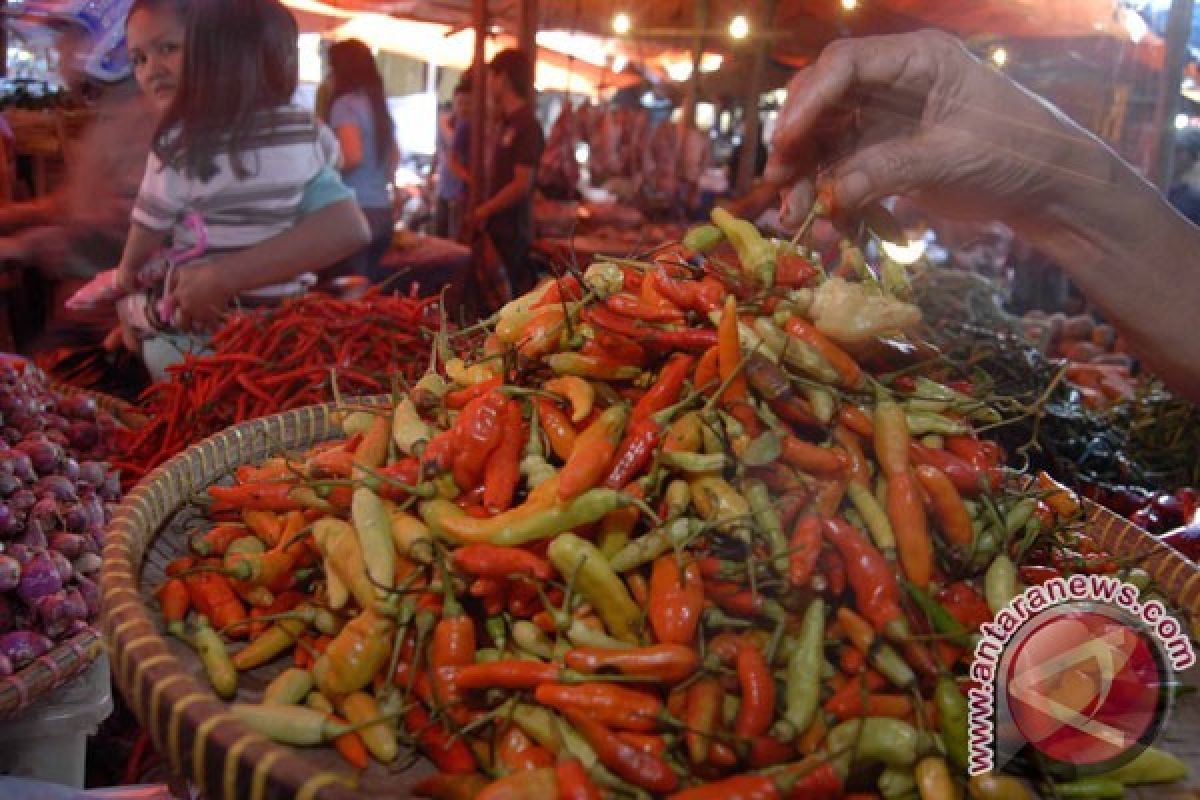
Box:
733;644;776;739
405;703;476;773
564;644;698;684
556;758;601;800
451;390;507;491
583;327;647;366
482;400;525;513
823;516;905;637
936;581;993;632
533;396;578;461
788;514;823;588
496;725;555;772
451;544;553;582
775;251;819;288
747;734;795;768
631;353;694;424
454;660;559;690
604;292;686;324
534;683;664;732
909;442;998;496
648;554;704;646
207;482;305;512
445;377;503;410
683;676;722;765
157;578;189;629
561;709;678;794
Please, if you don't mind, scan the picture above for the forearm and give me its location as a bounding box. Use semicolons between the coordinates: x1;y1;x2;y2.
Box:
1023;140;1200;402
119;223;167;274
479;179;530;219
214;198;370;293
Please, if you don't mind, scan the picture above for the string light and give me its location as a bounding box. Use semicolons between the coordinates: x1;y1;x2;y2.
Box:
729;15;749;39
990;46;1008;68
612;12;631;35
841;0;858;10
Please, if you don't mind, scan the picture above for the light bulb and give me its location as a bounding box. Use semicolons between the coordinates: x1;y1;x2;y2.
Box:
729;15;749;40
612;12;631;35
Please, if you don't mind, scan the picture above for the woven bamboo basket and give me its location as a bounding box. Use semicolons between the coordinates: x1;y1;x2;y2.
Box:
99;401;1200;800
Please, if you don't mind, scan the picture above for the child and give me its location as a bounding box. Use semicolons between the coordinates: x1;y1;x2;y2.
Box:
110;0;334;365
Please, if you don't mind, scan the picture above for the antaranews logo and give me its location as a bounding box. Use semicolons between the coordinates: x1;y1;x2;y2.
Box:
967;573;1195;776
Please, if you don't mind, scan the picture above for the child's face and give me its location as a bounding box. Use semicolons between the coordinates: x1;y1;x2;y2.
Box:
127;7;185;114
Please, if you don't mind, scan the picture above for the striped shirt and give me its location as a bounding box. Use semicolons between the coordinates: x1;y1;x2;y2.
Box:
132;106;333;256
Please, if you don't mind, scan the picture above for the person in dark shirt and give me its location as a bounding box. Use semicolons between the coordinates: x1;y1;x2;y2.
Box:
467;48;544;299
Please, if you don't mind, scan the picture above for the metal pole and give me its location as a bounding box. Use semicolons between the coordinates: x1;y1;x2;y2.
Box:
735;0;777;196
467;0;489;217
1153;0;1194;189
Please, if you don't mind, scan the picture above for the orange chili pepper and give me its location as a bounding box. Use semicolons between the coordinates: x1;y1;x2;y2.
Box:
788;514;823;588
784;316;863;388
561;709;678;794
534;683;664;732
564;644;699;684
684;676;722;765
914;464;974;547
888;470;933;589
533;397;577;461
558;404;628;501
833;425;870;487
717;295;748;403
157;578;189;632
694;345;720;395
648;554;704;646
482;399;525;513
873;399;910;477
780;436;848;476
329;713;369;770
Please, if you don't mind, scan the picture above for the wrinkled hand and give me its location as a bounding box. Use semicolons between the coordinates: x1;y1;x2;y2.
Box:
167;262;235;332
765;30;1103;229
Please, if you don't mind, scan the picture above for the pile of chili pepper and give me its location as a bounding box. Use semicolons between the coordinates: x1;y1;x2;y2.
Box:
153;212;1191;800
114;289;441;485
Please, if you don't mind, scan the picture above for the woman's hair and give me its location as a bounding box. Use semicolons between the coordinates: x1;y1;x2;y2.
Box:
152;0;299;181
326;39;397;165
127;0;188;22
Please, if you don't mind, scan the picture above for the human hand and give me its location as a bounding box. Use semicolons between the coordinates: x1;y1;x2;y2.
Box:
765;30;1107;230
114;262;140;294
167;262;234;332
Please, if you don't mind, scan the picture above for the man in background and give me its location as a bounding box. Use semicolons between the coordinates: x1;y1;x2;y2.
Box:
466;48;544;303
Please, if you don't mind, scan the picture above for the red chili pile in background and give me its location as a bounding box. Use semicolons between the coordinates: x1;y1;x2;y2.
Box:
114;290;441;485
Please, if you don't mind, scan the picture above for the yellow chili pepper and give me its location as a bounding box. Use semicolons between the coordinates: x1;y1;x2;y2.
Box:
313;607;395;697
547;533;642;644
351;487;395;593
314;518;378;612
339;691;398;763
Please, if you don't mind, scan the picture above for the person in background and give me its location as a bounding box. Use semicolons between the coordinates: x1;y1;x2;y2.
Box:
1167;128;1200;227
114;0;360;378
466;48;544;302
324;38;400;285
765;29;1200;403
432;76;471;241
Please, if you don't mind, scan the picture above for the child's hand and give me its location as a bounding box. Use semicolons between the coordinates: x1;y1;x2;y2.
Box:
114;263;139;294
168;263;235;331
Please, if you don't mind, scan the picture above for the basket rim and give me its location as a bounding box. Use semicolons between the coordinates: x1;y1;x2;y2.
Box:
97;399;1200;800
0;625;102;719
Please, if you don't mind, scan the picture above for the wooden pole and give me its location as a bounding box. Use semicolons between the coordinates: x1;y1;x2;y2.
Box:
1153;0;1194;189
678;0;709;185
518;0;538;95
467;0;489;217
735;0;777;196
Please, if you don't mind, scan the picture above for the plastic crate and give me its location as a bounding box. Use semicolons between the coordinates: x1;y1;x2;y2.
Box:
0;654;113;788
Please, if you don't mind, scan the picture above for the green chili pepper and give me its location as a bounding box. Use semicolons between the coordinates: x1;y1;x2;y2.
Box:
985;554;1019;616
846;482;896;552
1002;498;1038;536
904;582;977;649
512;619;558;660
711;207;775;287
1098;746;1187;785
934;675;969;771
351;487;395;593
232;703;352;746
878;766;918;799
904;411;970;437
745;478;791;574
391;396;433;456
683;223;724;253
1046;778;1125;799
190;615;237;700
548;533;642;643
226;536;265;556
662;451;729;473
608;518;700;573
263;667;315;706
420;488;632;547
780;597;824;740
828;717;932;778
566;619;634;651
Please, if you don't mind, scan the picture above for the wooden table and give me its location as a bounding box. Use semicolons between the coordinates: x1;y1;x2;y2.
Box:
376;233;471;311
